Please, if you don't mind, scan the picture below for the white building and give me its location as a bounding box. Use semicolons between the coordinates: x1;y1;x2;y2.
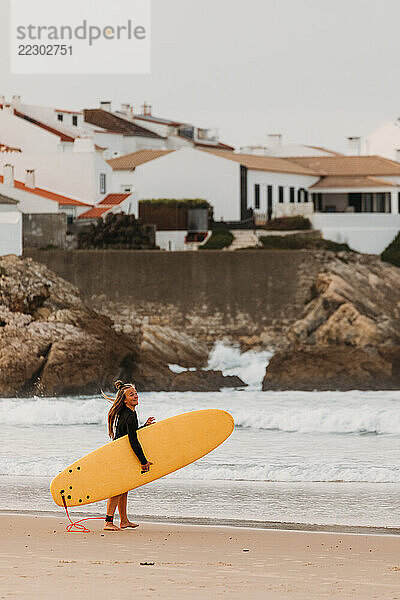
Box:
107;147;400;254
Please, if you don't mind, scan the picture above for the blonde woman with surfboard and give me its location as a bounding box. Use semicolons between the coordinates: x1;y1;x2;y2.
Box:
102;380;155;531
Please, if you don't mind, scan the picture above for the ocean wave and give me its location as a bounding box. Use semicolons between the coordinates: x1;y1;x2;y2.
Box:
2;393;400;436
206;342;272;389
1;457;399;483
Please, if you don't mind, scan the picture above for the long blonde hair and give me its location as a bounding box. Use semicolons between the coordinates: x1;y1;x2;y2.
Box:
103;380;133;440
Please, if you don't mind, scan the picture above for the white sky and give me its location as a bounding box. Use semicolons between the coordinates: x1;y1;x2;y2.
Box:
1;0;400;152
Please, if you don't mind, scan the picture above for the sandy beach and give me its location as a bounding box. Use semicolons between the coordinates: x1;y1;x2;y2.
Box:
0;515;399;599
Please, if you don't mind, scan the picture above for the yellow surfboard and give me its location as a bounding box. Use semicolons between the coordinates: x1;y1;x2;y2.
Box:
50;409;234;507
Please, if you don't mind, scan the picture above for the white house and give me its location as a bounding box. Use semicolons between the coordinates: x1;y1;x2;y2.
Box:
0;164;92;219
106;147;400;253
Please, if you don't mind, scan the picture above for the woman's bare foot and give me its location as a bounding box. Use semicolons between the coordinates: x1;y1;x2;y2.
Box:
104;522;121;531
120;519;139;529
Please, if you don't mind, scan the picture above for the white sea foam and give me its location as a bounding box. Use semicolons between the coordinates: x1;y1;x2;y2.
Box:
206;341;272;389
2;390;400;436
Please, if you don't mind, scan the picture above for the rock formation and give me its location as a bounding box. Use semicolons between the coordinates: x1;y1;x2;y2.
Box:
263;252;400;390
0;256;244;396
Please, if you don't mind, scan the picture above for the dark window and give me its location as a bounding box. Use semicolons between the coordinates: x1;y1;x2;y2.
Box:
278;186;284;203
364;193;373;212
254;184;260;209
240;166;248;220
349;193;362;213
289;187;295;203
72;115;78;126
267;185;273;220
398;192;400;214
312;193;323;211
57;114;63;122
377;193;386;213
100;173;106;194
297;189;302;202
304;190;309;203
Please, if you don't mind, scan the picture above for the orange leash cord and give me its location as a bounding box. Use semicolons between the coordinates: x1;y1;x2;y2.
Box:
61;493;104;533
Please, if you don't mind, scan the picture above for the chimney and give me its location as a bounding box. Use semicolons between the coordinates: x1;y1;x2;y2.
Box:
347;136;361;155
25;169;35;188
0;95;5;108
121;103;132;115
100;101;112;112
142;102;152;116
11;95;21;106
267;134;282;149
395;149;400;162
3;164;14;187
73;136;95;152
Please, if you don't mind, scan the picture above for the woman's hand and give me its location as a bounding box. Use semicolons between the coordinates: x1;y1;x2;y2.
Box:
141;461;153;473
145;417;156;426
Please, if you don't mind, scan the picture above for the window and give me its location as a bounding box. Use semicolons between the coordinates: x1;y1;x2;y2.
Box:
364;193;373;212
267;185;273;219
122;185;133;193
57;113;63;122
289;187;295;203
278;186;284;203
254;184;260;209
377;193;386;213
100;173;106;194
72;115;78;126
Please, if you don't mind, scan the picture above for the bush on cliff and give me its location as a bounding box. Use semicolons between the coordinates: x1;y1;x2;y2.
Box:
259;233;353;252
199;229;234;249
261;216;312;230
78;213;156;249
381;232;400;268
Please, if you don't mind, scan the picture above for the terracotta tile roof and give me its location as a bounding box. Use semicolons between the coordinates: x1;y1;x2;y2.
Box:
84;109;165;139
0;143;21;153
310;175;396;189
288;155;400;176
304;145;343;156
54;109;82;114
78;206;112;219
0;175;92;206
107;149;174;170
200;149;320;175
98;193;131;206
14;110;76;142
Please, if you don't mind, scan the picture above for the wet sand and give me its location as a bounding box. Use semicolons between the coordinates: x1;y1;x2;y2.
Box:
0;515;399;599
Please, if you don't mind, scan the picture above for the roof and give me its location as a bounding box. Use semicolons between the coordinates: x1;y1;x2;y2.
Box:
0;143;21;153
288;155;400;176
107;149;175;170
310;175;396;189
304;145;343;156
84;109;165;139
134;114;183;127
200;149;320;175
98;193;131;206
54;109;82;115
78;206;113;219
0;193;18;205
0;175;92;207
14;110;76;143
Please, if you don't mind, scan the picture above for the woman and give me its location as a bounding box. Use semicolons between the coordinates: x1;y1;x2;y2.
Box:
104;380;155;531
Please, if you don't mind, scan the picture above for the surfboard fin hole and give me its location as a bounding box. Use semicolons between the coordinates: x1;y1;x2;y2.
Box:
69;486;72;490
67;495;71;499
77;467;81;470
79;499;82;503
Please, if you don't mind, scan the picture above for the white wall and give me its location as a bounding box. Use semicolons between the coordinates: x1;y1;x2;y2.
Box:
0;212;22;256
155;231;187;251
0;182;58;213
366;121;400;160
134;148;241;221
248;170;319;217
311;213;400;254
0;109;61;154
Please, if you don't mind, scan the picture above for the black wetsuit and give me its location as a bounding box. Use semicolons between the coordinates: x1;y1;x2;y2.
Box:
114;406;148;465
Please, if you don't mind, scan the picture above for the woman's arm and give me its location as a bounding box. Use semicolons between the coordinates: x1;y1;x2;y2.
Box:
127;415;148;466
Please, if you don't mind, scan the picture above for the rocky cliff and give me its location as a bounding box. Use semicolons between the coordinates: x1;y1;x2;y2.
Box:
263;252;400;390
0;256;244;396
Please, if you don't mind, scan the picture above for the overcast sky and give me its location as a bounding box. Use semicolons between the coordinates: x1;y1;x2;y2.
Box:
1;0;400;152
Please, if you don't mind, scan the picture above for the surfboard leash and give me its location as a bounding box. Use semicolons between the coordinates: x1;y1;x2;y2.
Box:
60;492;104;533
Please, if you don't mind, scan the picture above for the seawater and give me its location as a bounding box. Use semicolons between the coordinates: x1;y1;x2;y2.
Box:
1;343;400;528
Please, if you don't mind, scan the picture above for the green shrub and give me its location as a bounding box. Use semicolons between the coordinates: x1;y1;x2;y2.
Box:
261;216;312;231
139;198;210;209
381;232;400;267
200;229;234;249
259;233;353;252
77;213;155;249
